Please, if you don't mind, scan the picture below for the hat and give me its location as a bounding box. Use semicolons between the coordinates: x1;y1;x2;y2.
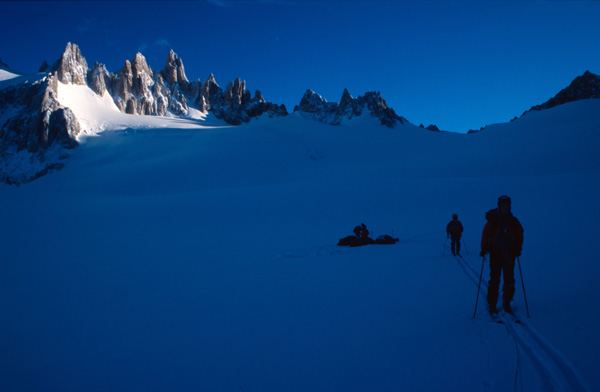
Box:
497;195;511;206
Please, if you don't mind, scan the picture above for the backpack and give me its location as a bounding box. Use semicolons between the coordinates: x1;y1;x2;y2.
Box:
494;218;511;250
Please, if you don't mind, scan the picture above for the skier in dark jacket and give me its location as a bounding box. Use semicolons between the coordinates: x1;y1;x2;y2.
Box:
480;195;524;314
446;213;464;256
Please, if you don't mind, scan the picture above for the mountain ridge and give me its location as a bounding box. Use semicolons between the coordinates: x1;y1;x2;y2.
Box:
524;70;600;114
1;42;599;185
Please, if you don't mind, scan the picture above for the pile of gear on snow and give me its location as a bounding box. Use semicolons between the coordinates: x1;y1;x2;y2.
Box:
337;223;399;247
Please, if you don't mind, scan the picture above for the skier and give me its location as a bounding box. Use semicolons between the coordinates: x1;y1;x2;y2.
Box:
480;195;524;315
446;213;464;256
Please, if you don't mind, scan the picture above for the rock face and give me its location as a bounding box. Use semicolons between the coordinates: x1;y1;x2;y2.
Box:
524;71;600;114
0;73;79;152
419;124;442;132
89;62;110;96
295;89;339;123
0;73;80;184
70;43;287;125
109;53;171;116
295;88;408;128
2;44;87;184
39;61;50;73
162;49;189;91
51;42;89;85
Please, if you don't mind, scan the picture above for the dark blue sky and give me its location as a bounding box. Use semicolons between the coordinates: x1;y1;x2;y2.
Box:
2;0;599;132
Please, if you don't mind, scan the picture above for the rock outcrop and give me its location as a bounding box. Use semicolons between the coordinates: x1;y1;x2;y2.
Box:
0;58;12;71
0;73;79;152
0;73;80;184
295;88;407;128
419;124;442;132
162;49;189;91
51;42;88;85
89;62;111;96
1;42;421;184
57;43;287;125
38;61;50;73
524;70;600;114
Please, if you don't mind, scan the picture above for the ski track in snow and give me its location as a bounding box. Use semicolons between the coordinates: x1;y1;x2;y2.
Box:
450;247;591;392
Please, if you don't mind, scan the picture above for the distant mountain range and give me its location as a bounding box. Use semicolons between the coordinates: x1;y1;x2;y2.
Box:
1;42;599;185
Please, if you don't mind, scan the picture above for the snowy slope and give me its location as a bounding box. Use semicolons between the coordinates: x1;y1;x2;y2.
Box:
0;69;19;82
1;97;599;392
56;82;221;138
0;71;46;90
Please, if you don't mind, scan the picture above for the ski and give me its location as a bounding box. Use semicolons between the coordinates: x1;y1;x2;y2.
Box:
489;311;503;324
503;311;522;324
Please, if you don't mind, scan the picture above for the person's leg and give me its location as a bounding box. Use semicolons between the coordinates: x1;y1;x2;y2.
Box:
487;254;502;311
502;257;516;310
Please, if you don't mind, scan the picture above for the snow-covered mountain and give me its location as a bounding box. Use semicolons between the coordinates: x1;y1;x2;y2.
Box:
1;42;599;186
0;58;19;81
2;43;418;184
52;43;288;124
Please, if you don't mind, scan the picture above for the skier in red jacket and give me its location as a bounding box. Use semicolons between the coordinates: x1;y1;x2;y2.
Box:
480;195;524;315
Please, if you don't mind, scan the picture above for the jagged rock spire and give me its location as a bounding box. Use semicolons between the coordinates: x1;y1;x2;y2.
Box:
132;52;152;76
162;49;189;90
39;61;50;73
224;78;250;106
51;42;89;85
340;88;353;108
253;90;265;103
89;62;110;96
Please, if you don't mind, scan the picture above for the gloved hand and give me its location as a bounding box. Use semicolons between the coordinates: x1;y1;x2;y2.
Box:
480;244;489;257
514;249;521;257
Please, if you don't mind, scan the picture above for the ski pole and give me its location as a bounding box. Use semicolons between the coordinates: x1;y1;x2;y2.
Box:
473;256;486;318
517;257;530;318
442;237;448;256
462;237;469;255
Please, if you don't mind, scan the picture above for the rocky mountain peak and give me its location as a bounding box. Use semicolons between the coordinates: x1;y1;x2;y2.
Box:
253;90;265;103
132;52;152;76
296;88;407;128
524;70;600;114
162;49;189;90
340;88;353;108
39;61;50;73
207;73;218;85
297;89;337;114
51;42;88;85
224;78;250;106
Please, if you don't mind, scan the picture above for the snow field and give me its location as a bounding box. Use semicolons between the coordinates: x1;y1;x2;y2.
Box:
1;96;600;391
